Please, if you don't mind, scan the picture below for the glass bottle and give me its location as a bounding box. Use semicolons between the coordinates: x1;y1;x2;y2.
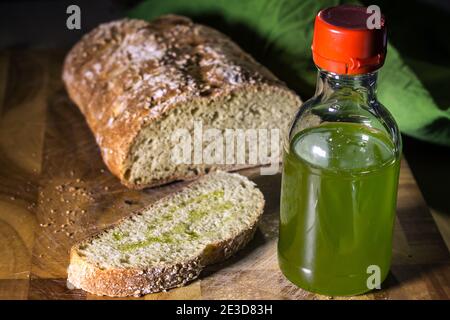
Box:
278;5;402;296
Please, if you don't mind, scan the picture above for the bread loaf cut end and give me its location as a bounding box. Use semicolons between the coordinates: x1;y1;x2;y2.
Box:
124;85;299;188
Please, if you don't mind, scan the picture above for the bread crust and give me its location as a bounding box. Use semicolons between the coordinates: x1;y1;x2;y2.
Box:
62;15;299;189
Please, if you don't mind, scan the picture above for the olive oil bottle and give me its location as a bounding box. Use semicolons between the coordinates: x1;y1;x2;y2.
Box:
278;5;402;296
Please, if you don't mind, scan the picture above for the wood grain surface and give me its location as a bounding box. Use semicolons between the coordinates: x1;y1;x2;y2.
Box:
0;50;448;300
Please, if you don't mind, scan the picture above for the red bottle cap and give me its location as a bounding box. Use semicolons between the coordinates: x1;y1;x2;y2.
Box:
312;5;387;75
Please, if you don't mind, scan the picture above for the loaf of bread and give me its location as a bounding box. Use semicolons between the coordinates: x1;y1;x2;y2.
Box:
63;15;300;189
67;171;264;296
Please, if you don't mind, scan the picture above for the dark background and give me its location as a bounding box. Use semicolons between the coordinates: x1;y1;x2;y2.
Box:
1;0;449;244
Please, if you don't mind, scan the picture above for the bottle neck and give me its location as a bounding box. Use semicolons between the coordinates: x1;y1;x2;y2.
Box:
315;69;378;103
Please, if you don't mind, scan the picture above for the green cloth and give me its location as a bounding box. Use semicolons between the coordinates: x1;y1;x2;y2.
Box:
129;0;450;146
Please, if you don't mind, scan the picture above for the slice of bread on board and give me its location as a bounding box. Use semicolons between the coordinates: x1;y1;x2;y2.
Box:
67;171;265;297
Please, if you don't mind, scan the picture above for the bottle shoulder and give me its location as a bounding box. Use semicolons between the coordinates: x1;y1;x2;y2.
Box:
289;94;402;154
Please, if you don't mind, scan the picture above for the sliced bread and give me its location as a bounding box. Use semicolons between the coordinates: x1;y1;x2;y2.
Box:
67;171;265;297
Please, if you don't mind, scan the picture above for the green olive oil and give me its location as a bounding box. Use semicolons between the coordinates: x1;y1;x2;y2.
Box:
279;122;401;296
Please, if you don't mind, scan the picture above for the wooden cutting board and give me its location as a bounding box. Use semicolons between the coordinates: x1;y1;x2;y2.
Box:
0;50;448;300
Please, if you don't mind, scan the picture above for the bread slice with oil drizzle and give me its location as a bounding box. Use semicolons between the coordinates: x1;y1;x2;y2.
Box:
67;171;264;297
